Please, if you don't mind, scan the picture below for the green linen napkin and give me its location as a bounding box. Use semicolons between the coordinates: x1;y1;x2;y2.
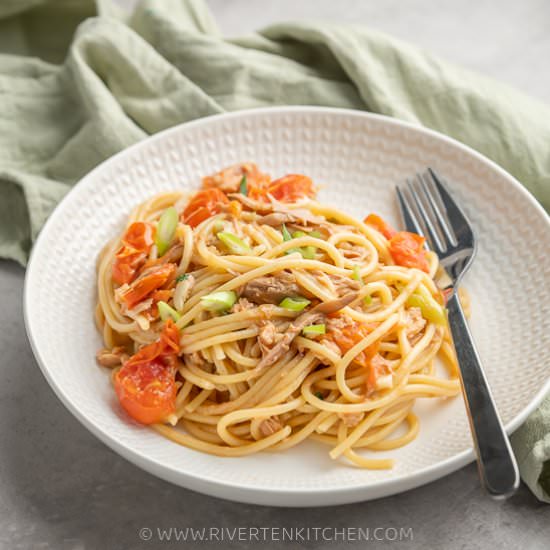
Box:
1;0;549;502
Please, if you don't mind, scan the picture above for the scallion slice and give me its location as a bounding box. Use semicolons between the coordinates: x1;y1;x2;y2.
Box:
302;323;326;336
157;301;181;322
406;289;446;325
283;229;316;259
217;231;251;255
300;246;316;259
282;224;292;242
239;174;248;196
155;206;178;256
201;290;237;312
279;296;310;311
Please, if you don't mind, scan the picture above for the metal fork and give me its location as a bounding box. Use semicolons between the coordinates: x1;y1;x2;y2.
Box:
396;168;520;499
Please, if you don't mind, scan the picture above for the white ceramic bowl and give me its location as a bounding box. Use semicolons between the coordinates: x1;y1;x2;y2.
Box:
24;107;550;506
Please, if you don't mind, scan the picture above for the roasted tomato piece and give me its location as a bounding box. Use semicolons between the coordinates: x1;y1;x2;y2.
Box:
113;320;181;424
182;188;229;228
112;222;155;285
389;231;429;272
364;213;397;240
119;263;176;309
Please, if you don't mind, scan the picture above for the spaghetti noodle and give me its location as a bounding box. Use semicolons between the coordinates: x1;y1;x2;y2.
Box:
95;163;461;469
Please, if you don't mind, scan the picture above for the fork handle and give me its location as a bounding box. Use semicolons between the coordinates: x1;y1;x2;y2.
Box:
446;293;520;499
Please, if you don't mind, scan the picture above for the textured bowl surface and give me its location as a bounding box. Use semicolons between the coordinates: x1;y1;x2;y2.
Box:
24;107;550;506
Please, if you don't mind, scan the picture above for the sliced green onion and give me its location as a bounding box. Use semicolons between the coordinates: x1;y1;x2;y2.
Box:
217;231;251;255
157;301;181;322
155;206;178;256
279;296;310;312
314;391;324;400
363;295;373;306
302;323;326;336
309;230;324;239
239;174;248;196
300;246;316;259
201;290;237;312
282;224;292;242
285;230;316;259
176;273;189;283
406;290;446;325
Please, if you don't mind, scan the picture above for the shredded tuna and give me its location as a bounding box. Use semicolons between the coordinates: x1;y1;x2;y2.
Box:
338;411;365;427
231;297;255;313
185;351;206;369
241;272;303;305
319;338;342;357
257;210;325;227
329;274;361;296
202;163;269;193
227;193;273;213
257;321;284;355
259;417;283;437
174;274;195;311
370;353;393;373
118;295;154;319
256;292;359;369
404;307;426;344
96;346;129;368
326;313;355;334
156;243;184;265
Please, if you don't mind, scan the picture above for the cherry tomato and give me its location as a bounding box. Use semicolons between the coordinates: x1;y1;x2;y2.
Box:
112;222;155;285
114;360;176;424
119;263;176;309
182;188;229;228
364;213;397;240
264;174;316;202
389;231;429;272
114;320;181;425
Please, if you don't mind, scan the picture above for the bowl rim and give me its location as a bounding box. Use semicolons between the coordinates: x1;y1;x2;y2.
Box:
23;106;550;505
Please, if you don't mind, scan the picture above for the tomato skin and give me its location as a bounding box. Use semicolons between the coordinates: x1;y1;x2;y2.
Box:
327;322;379;369
364;214;397;240
120;263;176;309
182;189;229;228
114;320;181;425
265;174;316;202
112;222;155;285
114;360;176;424
389;231;429;272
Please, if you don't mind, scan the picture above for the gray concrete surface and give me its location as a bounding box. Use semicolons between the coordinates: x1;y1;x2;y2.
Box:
1;1;550;549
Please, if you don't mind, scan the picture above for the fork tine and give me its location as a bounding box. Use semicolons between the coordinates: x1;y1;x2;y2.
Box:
408;177;445;253
396;183;425;238
418;172;457;247
427;168;472;239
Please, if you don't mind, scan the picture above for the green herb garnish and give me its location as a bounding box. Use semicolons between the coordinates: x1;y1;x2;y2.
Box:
239;174;248;196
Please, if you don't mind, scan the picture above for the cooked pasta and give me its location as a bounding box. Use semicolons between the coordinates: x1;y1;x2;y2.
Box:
95;163;461;469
